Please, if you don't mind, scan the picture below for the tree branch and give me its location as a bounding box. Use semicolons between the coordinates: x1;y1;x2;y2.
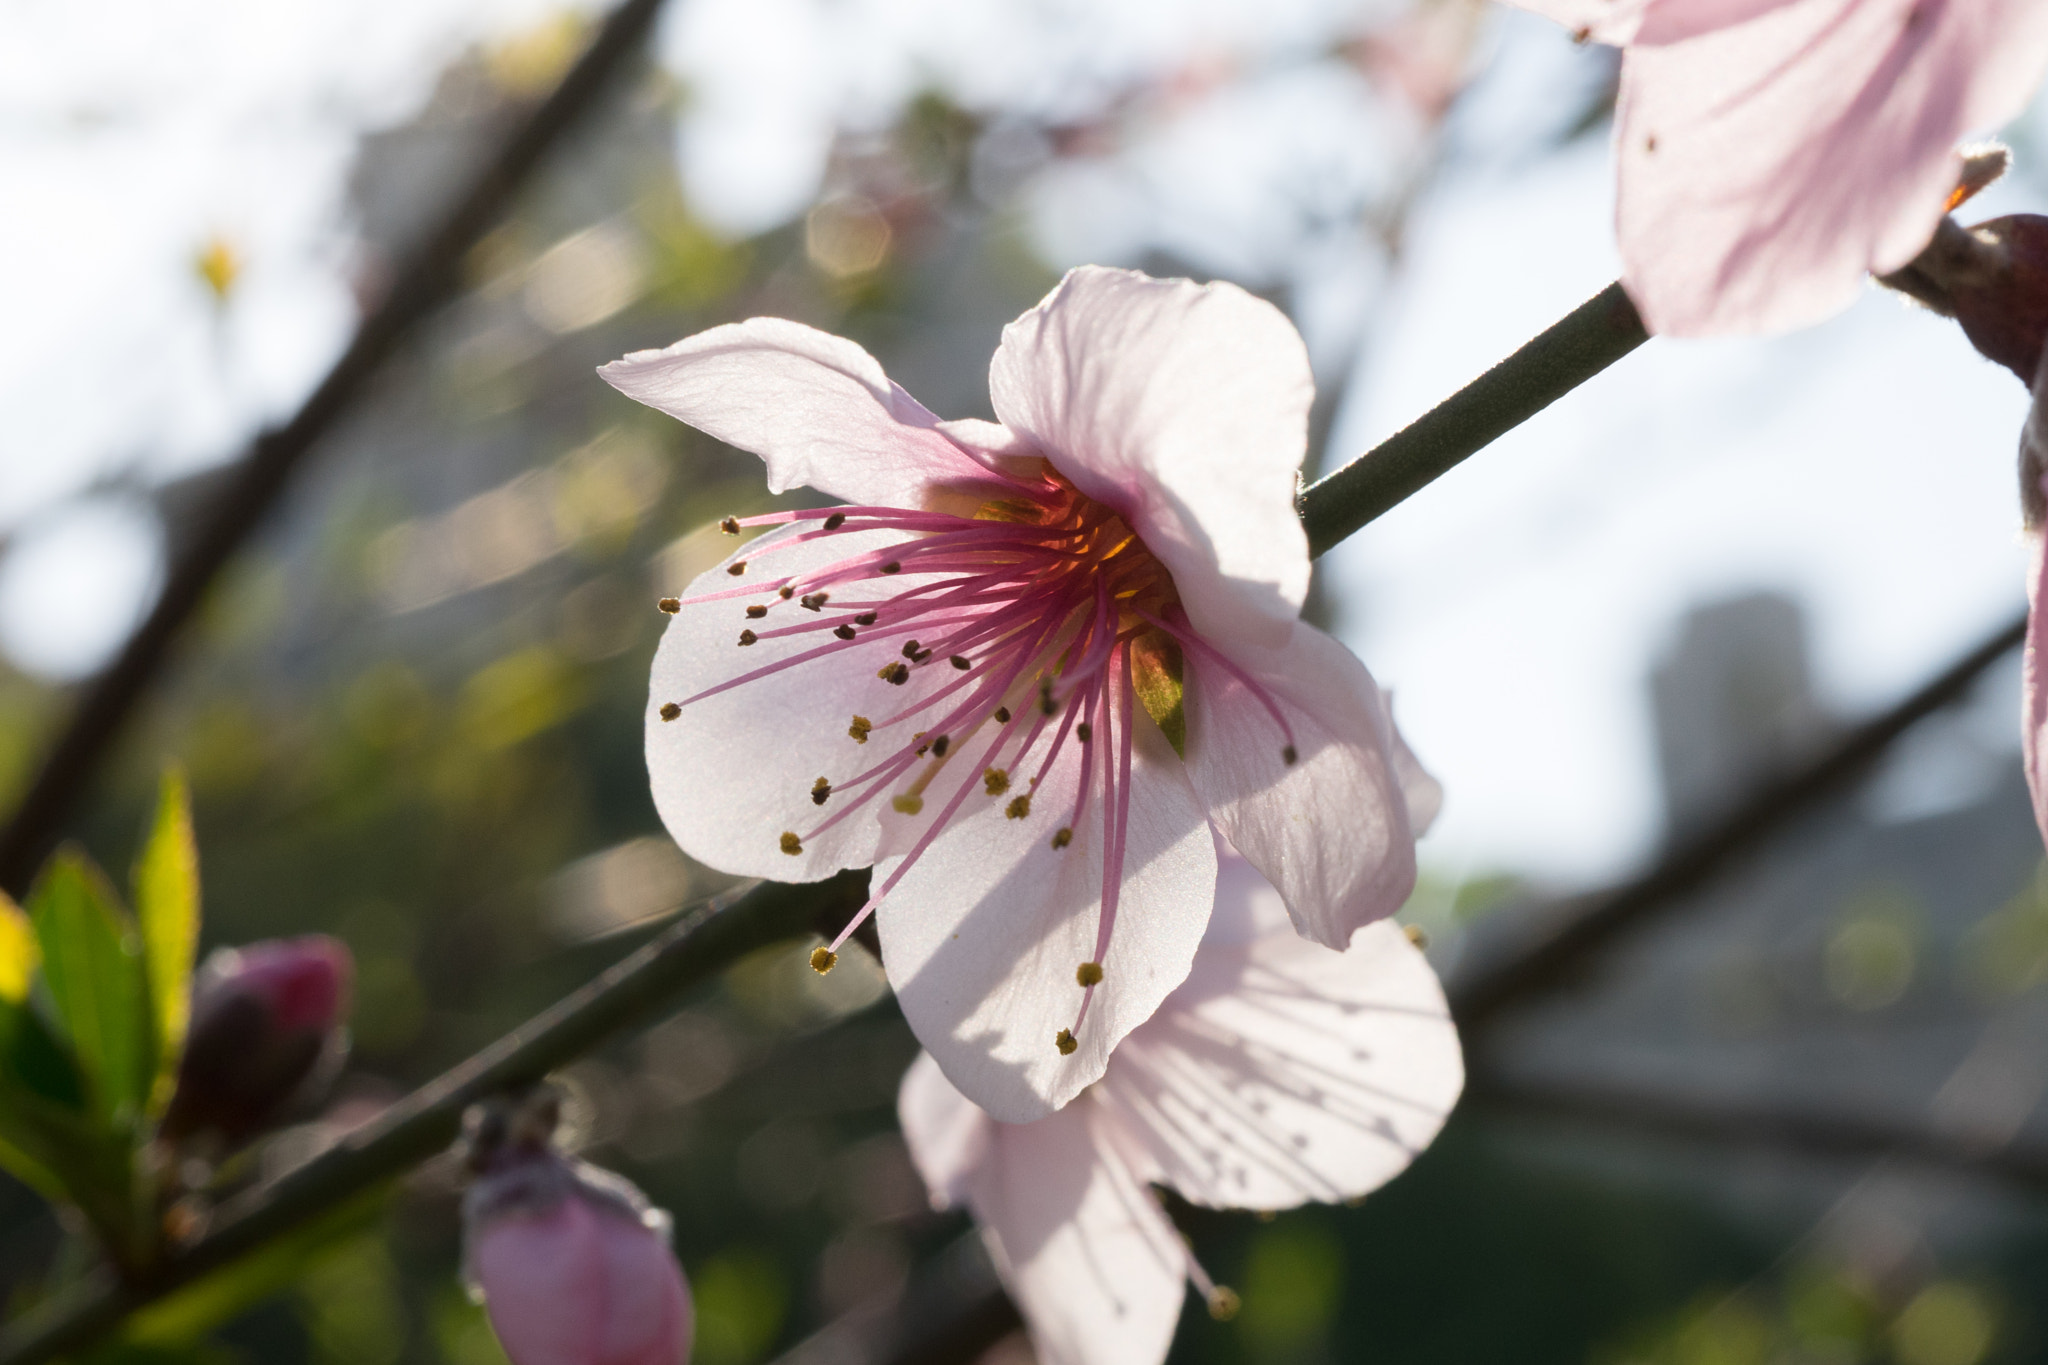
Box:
1448;609;2027;1029
1299;281;1649;558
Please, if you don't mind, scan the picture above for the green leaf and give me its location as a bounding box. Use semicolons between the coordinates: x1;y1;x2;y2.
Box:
29;851;152;1127
1131;629;1187;759
133;768;200;1114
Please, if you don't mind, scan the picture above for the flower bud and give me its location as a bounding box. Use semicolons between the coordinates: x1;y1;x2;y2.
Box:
463;1145;692;1365
160;935;353;1148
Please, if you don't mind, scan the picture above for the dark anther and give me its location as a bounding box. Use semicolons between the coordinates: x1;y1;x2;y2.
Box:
902;640;921;659
727;561;747;576
911;649;932;664
1051;827;1073;849
778;586;794;599
984;769;1010;796
738;629;758;646
854;612;878;626
1055;1029;1077;1056
849;715;873;743
719;516;740;534
823;512;846;531
1075;962;1104;987
811;777;832;806
801;592;828;611
884;663;910;686
833;624;857;641
1076;723;1092;743
658;597;682;614
931;736;950;757
880;561;902;574
1281;745;1298;766
659;702;681;722
780;831;803;855
811;945;838;974
746;604;768;619
994;707;1011;724
1006;795;1031;819
950;655;971;670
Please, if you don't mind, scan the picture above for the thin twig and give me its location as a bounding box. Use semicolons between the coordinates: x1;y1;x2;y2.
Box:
0;872;868;1365
1448;609;2028;1029
0;0;670;898
1299;280;1649;558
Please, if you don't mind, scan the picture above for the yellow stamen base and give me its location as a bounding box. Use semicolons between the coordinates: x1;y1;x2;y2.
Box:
892;794;924;815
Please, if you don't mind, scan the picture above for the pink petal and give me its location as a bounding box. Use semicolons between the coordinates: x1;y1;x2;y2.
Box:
1614;0;2048;336
600;318;1007;509
472;1199;607;1365
1384;691;1443;836
646;524;957;881
593;1211;693;1365
1103;873;1464;1210
896;1051;995;1210
1181;622;1418;948
987;267;1313;651
963;1096;1186;1365
2025;382;2048;850
876;713;1216;1122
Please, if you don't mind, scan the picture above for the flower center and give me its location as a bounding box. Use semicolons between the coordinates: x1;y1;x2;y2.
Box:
660;465;1294;1054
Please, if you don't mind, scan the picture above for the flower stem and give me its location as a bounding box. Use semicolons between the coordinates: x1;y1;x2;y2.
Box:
1298;281;1649;558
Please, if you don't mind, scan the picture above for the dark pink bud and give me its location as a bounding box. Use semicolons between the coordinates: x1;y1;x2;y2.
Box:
160;935;353;1147
464;1153;692;1365
1943;215;2048;386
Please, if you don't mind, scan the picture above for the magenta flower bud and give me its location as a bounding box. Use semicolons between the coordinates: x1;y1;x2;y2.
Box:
463;1151;693;1365
160;935;353;1147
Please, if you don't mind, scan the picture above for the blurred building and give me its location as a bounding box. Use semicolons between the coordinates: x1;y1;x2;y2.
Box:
1470;589;2048;1297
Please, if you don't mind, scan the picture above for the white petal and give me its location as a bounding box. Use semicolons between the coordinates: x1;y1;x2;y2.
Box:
602;318;1005;509
966;1097;1187;1365
1103;912;1463;1210
1183;622;1417;948
877;710;1216;1122
646;524;964;880
988;267;1312;651
1384;691;1443;836
896;1051;995;1211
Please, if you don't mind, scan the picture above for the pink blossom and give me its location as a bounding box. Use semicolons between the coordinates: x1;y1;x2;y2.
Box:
2025;391;2048;851
896;849;1464;1365
1503;0;2048;336
603;267;1434;1122
465;1153;693;1365
160;935;353;1146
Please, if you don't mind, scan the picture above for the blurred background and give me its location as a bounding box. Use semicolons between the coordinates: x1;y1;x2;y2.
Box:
7;0;2048;1361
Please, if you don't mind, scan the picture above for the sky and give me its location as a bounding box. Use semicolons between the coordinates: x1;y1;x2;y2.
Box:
3;0;2045;887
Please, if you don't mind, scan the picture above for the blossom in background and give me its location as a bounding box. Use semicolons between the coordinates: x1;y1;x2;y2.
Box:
1503;0;2048;336
897;848;1464;1365
463;1094;693;1365
160;935;353;1149
604;267;1434;1122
